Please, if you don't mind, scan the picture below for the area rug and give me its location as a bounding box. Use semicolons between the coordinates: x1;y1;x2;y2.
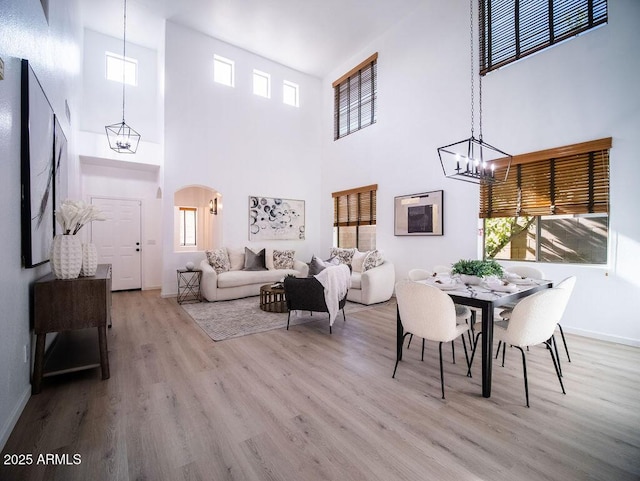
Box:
180;297;385;342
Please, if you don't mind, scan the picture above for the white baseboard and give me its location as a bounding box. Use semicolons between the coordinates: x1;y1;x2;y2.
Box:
0;385;31;452
561;326;640;347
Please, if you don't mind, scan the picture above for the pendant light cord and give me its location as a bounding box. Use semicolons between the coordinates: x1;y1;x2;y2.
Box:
121;0;127;123
469;0;474;140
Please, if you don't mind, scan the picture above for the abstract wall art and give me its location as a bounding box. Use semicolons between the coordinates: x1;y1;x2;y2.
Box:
394;190;444;236
21;59;55;267
249;196;305;241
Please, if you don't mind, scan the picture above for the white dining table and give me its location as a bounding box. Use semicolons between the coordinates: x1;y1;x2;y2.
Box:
395;277;553;398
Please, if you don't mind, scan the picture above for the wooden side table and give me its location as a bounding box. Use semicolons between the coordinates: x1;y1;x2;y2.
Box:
32;264;112;394
260;284;287;313
177;269;202;304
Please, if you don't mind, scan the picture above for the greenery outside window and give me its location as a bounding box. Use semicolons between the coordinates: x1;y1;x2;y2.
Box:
333;53;377;140
480;0;608;75
481;138;611;264
333;184;377;251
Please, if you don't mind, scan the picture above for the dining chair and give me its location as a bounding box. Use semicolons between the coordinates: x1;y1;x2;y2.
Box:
407;268;431;281
478;287;569;407
406;268;473;355
393;280;471;399
495;265;546;357
553;276;577;362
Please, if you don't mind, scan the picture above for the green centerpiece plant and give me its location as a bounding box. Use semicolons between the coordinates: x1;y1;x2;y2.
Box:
451;259;504;284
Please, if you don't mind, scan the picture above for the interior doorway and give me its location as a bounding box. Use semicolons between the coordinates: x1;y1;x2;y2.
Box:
90;197;142;291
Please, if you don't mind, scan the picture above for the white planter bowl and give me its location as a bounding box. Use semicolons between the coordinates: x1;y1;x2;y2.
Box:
459;274;483;285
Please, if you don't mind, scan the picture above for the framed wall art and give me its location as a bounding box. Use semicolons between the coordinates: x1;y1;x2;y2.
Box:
249;196;305;241
21;59;55;267
394;190;444;236
53;114;68;235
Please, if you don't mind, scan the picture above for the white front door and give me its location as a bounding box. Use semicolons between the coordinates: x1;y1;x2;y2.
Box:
90;197;142;291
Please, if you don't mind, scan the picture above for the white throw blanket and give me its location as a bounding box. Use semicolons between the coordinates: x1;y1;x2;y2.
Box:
314;264;352;325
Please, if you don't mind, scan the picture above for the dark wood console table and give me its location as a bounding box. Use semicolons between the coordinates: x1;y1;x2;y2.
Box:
32;264;112;394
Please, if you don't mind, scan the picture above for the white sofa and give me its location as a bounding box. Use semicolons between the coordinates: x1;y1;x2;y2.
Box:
347;260;395;305
199;257;308;302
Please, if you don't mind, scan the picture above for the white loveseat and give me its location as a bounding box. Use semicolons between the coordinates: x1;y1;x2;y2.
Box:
347;260;395;305
199;247;309;302
314;248;395;305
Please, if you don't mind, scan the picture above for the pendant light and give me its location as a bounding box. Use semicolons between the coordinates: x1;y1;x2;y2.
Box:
437;0;511;184
105;0;141;154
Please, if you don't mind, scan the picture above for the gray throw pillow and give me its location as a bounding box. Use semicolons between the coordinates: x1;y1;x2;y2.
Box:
243;247;267;271
307;255;339;276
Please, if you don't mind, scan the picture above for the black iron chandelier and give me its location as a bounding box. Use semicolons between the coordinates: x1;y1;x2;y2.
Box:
105;0;141;154
437;0;511;184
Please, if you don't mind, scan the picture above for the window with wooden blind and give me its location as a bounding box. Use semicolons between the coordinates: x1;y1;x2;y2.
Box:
480;0;608;75
333;53;377;140
332;184;377;250
481;138;611;264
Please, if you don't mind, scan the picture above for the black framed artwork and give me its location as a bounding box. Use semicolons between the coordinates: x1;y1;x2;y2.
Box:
394;190;444;236
21;59;55;267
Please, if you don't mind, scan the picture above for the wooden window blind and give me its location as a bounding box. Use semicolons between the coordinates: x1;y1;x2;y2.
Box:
480;0;608;75
333;184;378;228
479;138;611;218
333;53;378;140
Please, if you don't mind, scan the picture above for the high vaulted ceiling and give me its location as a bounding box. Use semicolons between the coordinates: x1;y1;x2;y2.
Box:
80;0;425;78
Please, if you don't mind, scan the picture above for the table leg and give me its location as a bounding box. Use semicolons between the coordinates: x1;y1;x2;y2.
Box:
98;326;110;380
32;333;46;394
396;305;404;362
481;304;494;397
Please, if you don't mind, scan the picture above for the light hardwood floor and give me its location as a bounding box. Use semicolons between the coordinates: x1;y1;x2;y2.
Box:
1;290;639;481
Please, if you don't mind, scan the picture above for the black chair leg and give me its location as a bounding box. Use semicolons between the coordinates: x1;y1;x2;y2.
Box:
407;333;413;349
461;333;470;374
451;340;455;364
438;342;445;399
501;342;507;367
495;341;502;359
329;324;332;334
549;335;563;377
546;339;566;395
514;346;530;407
421;338;425;361
286;311;291;330
342;308;347;322
467;331;482;377
558;323;571;362
393;333;411;378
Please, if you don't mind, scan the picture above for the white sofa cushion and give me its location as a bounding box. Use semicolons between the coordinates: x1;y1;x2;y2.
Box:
226;247;245;270
351;250;367;273
217;269;296;288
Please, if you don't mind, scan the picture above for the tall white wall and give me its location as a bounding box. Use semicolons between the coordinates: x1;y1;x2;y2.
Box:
322;2;480;284
321;0;640;344
162;22;323;296
0;0;82;450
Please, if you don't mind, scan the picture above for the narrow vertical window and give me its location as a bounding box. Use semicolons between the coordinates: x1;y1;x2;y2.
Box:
106;52;138;86
179;207;197;247
214;54;235;87
283;80;299;107
253;69;271;98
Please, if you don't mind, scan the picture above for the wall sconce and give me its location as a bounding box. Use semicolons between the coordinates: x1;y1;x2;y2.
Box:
209;198;218;215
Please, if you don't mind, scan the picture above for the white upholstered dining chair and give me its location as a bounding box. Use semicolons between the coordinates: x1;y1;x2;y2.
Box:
393;280;471;399
406;268;473;354
490;287;569;407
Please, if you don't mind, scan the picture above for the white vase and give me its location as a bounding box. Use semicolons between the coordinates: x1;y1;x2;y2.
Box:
81;243;98;277
460;274;483;285
50;235;82;279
